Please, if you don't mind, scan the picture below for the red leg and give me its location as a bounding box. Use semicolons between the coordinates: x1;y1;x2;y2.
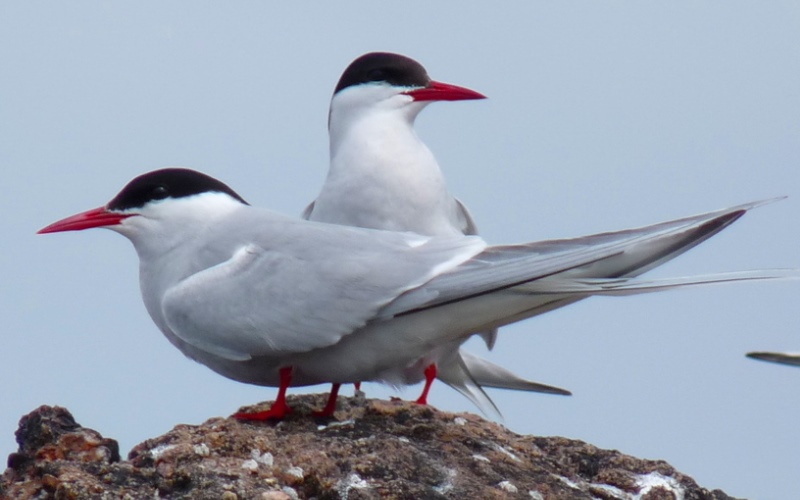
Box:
415;364;437;405
313;383;341;417
234;367;293;420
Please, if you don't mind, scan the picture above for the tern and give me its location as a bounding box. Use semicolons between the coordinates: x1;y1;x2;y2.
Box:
39;168;790;419
304;52;566;414
304;51;485;235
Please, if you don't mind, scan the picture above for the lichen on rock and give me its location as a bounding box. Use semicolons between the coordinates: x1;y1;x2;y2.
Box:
2;396;739;499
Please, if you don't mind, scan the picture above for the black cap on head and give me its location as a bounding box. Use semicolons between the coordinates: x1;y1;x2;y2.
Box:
334;52;431;95
107;168;249;211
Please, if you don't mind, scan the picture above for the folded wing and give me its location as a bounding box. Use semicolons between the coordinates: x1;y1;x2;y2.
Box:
383;199;783;318
161;228;486;361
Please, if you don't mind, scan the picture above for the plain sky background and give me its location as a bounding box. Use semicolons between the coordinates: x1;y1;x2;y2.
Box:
2;3;798;498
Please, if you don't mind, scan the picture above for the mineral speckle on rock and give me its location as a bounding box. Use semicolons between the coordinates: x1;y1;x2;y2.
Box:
2;396;739;499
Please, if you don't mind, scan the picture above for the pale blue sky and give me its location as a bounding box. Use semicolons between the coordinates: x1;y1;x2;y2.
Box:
2;3;799;498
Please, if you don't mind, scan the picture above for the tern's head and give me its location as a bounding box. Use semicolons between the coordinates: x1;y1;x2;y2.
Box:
38;168;249;241
329;52;485;129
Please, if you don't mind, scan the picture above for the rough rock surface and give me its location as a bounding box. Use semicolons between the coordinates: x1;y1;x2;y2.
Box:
2;394;738;499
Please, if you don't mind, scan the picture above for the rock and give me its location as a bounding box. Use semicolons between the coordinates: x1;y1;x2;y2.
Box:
2;395;738;499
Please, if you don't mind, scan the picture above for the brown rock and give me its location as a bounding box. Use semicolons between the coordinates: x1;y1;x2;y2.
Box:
2;396;739;499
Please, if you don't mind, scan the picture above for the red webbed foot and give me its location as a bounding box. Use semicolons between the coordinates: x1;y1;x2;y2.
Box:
233;366;294;421
415;364;437;405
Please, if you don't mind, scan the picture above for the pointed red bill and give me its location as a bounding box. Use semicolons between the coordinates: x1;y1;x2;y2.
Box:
38;206;134;234
404;80;486;102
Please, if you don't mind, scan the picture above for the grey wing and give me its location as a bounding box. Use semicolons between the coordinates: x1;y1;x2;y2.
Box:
161;224;487;361
300;200;315;220
381;198;775;317
161;244;387;360
453;197;500;347
454;197;479;236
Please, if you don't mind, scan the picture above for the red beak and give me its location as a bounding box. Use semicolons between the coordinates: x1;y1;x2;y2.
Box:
38;206;134;234
403;80;486;102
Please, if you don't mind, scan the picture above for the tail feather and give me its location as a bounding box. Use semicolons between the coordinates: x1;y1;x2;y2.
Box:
436;349;572;418
388;198;786;318
520;269;800;295
459;351;571;395
436;351;502;419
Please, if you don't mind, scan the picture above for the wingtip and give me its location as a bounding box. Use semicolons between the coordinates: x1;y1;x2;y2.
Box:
528;384;572;396
731;195;787;212
746;351;800;367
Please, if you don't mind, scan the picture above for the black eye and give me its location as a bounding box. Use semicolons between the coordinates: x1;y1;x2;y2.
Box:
151;185;169;200
367;68;388;82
